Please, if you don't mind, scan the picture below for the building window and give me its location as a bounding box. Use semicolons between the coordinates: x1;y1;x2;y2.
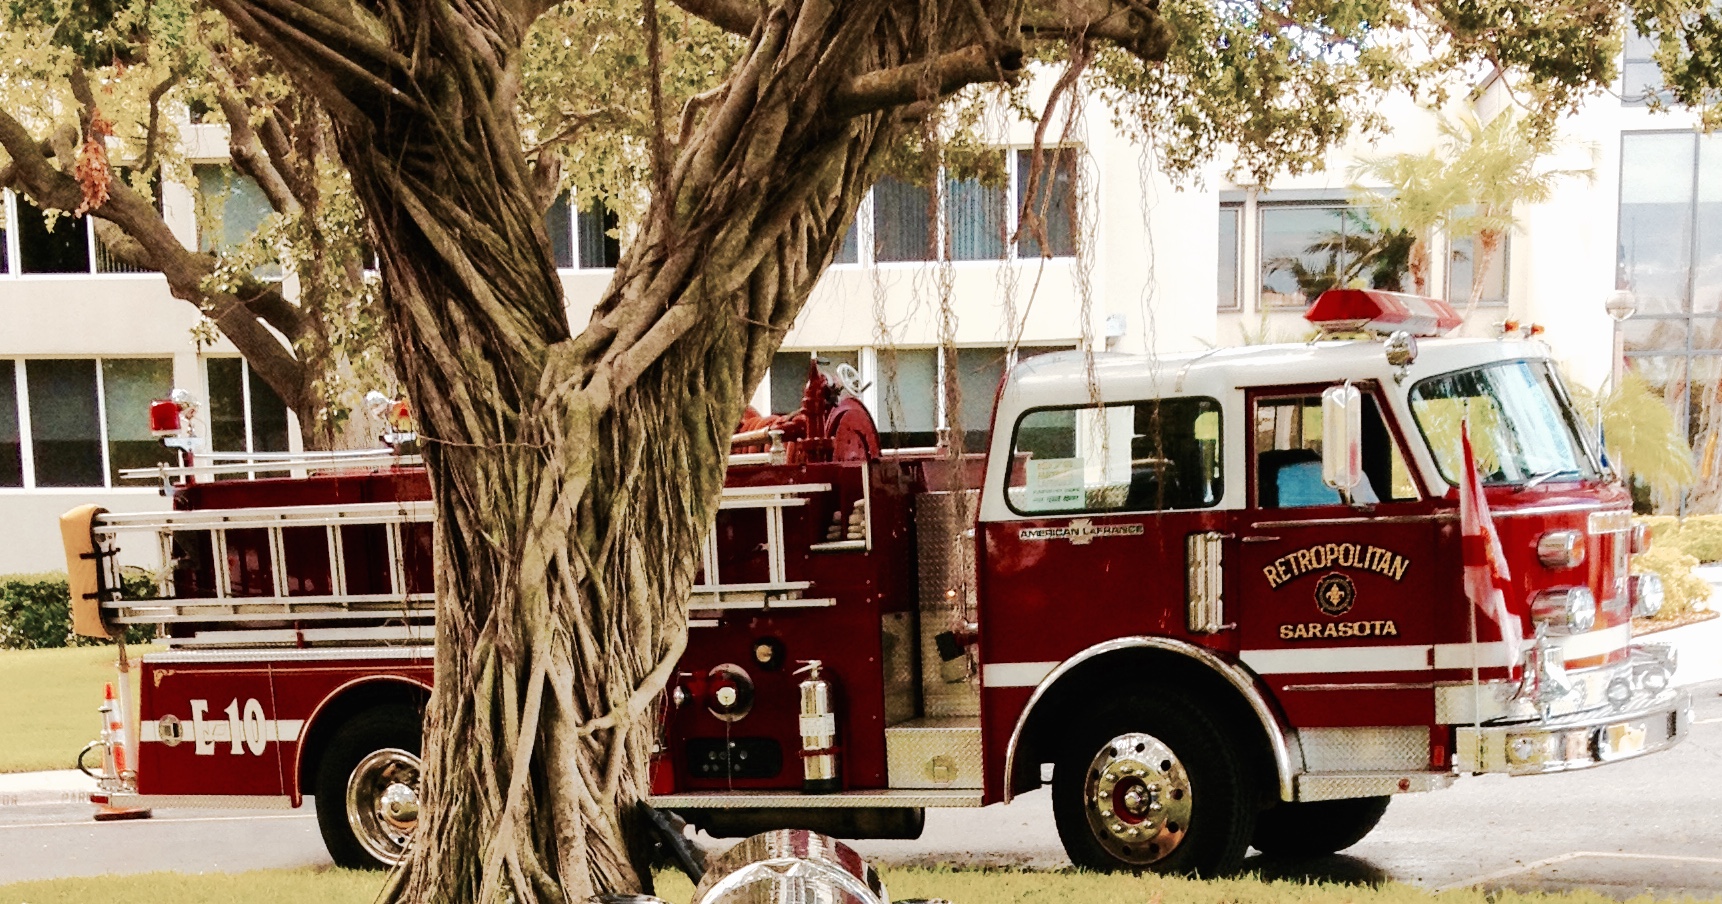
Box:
946;154;1008;261
102;359;177;485
546;191;575;269
1622;27;1671;108
873;176;934;263
768;350;861;415
195;165;272;252
876;347;940;448
0;362;20;487
831;218;860;265
1218;205;1241;310
195;164;280;279
14;194;92;275
0;358;175;488
206;358;292;456
1259;203;1409;307
1447;233;1508;307
546;191;621;270
576;197;621;269
1;185;155;277
1016;147;1077;259
862;148;1081;267
872;344;1072;450
26;360;104;487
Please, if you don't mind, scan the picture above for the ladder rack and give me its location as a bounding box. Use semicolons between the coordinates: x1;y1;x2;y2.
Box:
92;499;434;649
90;480;859;647
693;483;839;612
119;449;423;484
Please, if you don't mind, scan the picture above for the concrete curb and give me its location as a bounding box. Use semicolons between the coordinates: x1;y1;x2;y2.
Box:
0;770;96;808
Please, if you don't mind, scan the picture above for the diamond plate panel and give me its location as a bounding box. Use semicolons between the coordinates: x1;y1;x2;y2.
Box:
1295;772;1454;802
885;717;984;790
881;611;918;726
1296;726;1429;773
915;492;980;717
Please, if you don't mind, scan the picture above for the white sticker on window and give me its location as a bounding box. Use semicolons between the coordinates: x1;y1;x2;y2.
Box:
1026;457;1085;508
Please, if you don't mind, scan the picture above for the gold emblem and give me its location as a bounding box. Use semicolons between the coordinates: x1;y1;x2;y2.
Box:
1314;572;1356;616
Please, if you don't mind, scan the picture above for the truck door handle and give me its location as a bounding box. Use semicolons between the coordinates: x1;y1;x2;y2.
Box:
1241;536;1281;544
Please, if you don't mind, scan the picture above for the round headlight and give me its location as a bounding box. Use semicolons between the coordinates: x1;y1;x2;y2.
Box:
1631;573;1665;619
1531;587;1597;634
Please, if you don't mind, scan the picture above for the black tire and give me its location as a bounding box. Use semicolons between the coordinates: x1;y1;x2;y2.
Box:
1051;693;1255;876
1250;796;1391;858
313;705;423;870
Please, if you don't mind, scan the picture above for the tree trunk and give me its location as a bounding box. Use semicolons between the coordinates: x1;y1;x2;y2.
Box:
210;0;936;897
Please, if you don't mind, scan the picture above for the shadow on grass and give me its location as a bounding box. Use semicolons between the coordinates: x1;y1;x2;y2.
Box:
1244;853;1393;886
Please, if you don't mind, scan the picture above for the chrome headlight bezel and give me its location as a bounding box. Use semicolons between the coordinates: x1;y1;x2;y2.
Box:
1531;586;1598;634
1536;530;1586;569
1630;573;1665;619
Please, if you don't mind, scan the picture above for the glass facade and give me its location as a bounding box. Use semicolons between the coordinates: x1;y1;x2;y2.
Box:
1616;132;1722;448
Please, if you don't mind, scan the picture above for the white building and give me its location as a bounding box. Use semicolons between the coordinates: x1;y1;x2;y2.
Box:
0;47;1704;574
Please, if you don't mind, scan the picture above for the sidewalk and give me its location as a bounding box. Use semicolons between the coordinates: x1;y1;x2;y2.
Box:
2;617;1716;808
0;769;94;807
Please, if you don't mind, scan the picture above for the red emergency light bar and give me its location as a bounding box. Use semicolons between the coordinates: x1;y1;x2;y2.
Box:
1305;288;1462;337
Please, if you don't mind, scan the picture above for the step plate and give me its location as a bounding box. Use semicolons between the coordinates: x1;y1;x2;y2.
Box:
885;718;984;790
650;789;984;809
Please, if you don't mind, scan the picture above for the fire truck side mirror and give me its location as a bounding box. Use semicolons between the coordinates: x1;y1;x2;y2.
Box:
1321;384;1364;499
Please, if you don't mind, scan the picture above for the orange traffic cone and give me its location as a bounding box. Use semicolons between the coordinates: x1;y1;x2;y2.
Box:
93;683;150;822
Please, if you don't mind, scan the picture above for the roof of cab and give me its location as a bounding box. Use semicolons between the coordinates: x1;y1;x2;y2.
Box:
1002;337;1551;408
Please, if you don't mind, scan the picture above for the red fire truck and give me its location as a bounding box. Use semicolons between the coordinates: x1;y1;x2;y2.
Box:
65;289;1689;876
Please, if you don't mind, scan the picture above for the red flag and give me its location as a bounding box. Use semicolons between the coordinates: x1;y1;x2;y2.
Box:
1460;421;1523;668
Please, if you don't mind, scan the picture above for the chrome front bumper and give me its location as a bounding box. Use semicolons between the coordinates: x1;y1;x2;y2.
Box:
1455;644;1691;775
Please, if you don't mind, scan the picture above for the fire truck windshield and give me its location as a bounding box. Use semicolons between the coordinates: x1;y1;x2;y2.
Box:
1409;360;1598;487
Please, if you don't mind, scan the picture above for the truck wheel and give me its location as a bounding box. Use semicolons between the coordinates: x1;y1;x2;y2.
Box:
313;706;423;870
1251;796;1390;857
1051;694;1254;876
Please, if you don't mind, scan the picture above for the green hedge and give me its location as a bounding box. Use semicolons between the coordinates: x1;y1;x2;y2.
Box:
0;572;157;650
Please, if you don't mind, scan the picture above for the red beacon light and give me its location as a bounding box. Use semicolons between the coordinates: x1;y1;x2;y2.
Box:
148;399;181;437
149;389;197;438
1304;289;1462;338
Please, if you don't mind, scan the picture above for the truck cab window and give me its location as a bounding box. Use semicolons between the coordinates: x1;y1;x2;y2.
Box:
1007;397;1222;514
1254;393;1416;508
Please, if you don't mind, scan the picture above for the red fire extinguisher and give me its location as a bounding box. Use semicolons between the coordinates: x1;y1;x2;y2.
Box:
795;660;840;793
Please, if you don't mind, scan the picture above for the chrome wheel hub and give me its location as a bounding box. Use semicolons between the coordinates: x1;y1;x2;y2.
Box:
347;748;422;865
1083;731;1191;865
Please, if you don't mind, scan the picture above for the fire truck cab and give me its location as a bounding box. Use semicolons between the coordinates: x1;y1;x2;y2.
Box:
68;290;1689;875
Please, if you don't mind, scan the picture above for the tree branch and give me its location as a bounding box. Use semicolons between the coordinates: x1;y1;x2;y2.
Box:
665;0;757;37
1019;0;1173;62
832;42;1024;120
0;104;312;391
214;77;306;218
137;70;182;177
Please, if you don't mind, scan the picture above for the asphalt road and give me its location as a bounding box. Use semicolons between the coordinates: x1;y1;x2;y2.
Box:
4;680;1720;899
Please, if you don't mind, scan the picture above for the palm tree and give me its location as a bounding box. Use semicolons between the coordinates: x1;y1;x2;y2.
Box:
1350;111;1594;320
1349;149;1465;295
1444;113;1595;317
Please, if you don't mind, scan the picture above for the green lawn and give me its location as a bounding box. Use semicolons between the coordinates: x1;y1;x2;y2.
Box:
0;866;1676;904
0;644;151;773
